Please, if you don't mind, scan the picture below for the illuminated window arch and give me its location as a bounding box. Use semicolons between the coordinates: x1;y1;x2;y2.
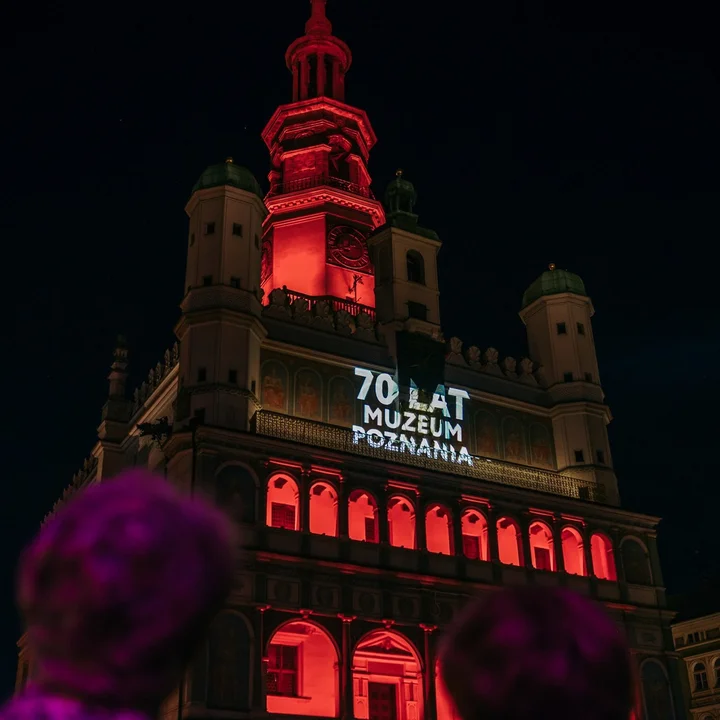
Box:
529;521;555;571
348;490;379;543
461;509;488;561
496;516;522;566
621;537;653;585
352;630;424;720
640;660;675;720
694;662;709;692
406;250;426;285
590;533;617;581
266;474;300;531
266;620;339;717
561;526;586;576
388;496;416;549
425;504;453;555
309;482;338;537
436;660;461;720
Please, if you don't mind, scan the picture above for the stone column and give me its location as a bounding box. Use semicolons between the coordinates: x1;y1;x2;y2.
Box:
486;505;499;563
452;500;464;558
553;518;565;574
339;615;356;720
300;470;310;533
421;624;438;720
317;53;326;97
338;477;348;538
300;58;310;100
258;605;271;711
378;489;389;544
415;496;426;551
582;526;595;578
520;514;533;569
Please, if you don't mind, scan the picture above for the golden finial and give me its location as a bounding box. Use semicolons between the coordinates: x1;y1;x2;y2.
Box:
396;169;403;177
225;156;233;164
548;262;556;271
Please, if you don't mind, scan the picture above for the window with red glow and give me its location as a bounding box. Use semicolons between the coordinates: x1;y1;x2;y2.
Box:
425;505;452;555
388;496;415;549
529;521;555;571
590;533;617;581
461;509;488;561
561;526;586;576
353;630;423;720
266;474;300;531
267;645;298;696
496;517;522;566
309;482;338;537
266;621;339;717
348;490;379;543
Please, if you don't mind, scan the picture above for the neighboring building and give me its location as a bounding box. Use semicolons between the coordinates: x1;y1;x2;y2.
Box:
16;2;686;719
672;612;720;719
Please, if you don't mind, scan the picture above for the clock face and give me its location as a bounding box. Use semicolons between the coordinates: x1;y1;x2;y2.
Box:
327;225;369;271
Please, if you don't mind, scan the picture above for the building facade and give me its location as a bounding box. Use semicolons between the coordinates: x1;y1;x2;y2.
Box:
672;613;720;719
17;2;685;719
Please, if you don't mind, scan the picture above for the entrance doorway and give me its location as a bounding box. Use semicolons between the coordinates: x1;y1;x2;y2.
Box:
368;683;397;720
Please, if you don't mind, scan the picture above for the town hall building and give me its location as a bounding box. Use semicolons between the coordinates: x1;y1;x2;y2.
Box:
16;2;685;719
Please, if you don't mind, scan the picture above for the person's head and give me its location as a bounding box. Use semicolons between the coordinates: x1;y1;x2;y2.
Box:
438;586;635;720
18;470;237;712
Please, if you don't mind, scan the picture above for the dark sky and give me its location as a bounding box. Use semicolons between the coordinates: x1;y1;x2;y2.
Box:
1;0;719;700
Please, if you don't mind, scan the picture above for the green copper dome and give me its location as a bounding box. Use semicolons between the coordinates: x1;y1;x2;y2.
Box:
384;169;417;215
192;158;263;198
522;264;587;309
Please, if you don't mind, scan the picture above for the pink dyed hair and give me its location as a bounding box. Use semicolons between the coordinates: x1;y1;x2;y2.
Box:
18;470;237;711
438;586;635;720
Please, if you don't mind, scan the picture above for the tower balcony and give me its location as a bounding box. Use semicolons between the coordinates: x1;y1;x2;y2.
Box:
268;173;375;199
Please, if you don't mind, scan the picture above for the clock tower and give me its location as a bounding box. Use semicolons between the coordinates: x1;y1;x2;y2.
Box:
260;0;385;308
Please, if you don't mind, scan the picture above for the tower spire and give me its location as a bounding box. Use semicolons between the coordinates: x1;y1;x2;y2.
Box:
306;0;332;35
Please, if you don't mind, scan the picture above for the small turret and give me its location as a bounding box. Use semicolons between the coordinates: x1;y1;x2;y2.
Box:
107;335;129;399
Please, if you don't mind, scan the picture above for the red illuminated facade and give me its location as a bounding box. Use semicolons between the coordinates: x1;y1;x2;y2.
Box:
18;3;686;720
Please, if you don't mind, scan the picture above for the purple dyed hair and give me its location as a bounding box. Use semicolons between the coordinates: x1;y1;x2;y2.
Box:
18;470;237;712
438;586;635;720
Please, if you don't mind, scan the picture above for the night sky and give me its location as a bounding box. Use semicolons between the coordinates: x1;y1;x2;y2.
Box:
2;0;719;700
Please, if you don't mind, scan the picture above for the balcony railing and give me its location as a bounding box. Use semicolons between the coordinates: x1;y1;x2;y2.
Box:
280;289;376;321
254;411;605;503
267;174;375;199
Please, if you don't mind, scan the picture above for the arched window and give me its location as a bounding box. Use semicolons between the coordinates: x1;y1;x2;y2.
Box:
425;504;453;555
694;662;709;692
714;658;720;686
348;490;379;543
266;620;339;717
496;517;522;566
561;526;586;576
353;630;423;720
436;660;461;720
406;250;426;285
461;509;488;561
388;496;416;549
529;521;555;571
641;660;675;720
309;482;338;537
206;612;252;710
216;465;256;524
590;533;617;581
266;474;300;531
621;538;653;585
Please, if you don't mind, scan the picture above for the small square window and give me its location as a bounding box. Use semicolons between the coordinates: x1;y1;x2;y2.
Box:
197;367;207;382
407;301;428;321
574;449;585;463
577;322;585;335
202;275;212;286
556;322;567;335
230;276;241;289
189;233;195;246
596;449;606;464
584;372;593;383
255;234;260;249
204;222;215;235
232;223;243;237
563;372;573;383
194;408;206;424
228;369;238;384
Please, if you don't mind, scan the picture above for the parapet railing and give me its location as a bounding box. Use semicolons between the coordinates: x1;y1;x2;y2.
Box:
267;174;375;199
279;289;377;321
254;411;605;503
